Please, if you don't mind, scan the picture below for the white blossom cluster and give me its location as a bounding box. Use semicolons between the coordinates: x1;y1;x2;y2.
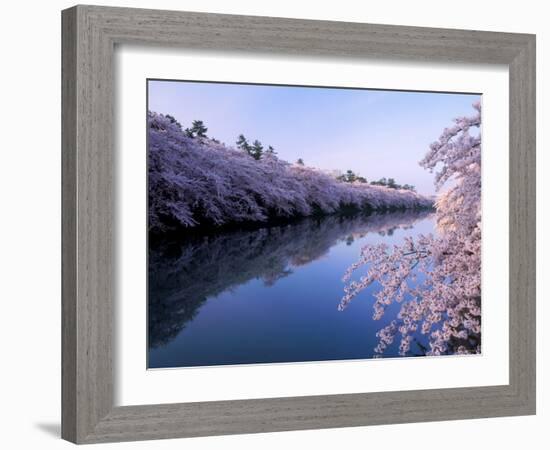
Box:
148;111;433;232
340;103;482;357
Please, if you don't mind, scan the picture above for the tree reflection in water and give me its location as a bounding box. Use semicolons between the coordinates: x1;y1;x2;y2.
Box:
148;210;433;349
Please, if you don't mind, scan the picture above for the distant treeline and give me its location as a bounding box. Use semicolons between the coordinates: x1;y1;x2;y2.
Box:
165;115;415;190
337;170;415;191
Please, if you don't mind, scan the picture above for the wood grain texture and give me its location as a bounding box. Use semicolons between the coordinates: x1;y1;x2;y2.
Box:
61;7;77;443
61;4;536;444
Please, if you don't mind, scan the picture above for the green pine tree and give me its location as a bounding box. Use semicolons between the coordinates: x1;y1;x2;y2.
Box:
191;120;208;138
183;120;208;138
164;114;182;130
251;140;264;160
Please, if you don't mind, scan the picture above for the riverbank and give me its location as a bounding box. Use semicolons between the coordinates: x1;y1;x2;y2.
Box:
149;204;434;243
148;111;434;234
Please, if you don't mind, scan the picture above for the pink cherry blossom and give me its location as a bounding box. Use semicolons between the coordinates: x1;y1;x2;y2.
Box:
340;103;482;356
148;111;433;233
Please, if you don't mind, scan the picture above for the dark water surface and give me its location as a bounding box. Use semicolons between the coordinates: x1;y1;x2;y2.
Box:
148;210;435;368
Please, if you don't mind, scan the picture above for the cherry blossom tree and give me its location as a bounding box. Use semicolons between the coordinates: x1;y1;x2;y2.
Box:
148;111;433;233
339;102;482;356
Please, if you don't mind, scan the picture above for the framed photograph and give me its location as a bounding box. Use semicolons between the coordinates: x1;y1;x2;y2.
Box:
62;5;536;444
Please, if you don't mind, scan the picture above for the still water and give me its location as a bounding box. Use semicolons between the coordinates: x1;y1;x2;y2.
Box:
148;210;435;368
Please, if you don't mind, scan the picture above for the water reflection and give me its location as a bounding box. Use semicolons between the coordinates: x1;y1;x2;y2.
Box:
148;210;433;351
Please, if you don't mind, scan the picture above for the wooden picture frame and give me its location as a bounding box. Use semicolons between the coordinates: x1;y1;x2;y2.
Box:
62;5;536;444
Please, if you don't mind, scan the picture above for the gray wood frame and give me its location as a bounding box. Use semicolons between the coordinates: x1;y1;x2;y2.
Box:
62;4;536;444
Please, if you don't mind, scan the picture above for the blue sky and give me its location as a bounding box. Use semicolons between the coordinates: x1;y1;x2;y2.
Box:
148;80;480;195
